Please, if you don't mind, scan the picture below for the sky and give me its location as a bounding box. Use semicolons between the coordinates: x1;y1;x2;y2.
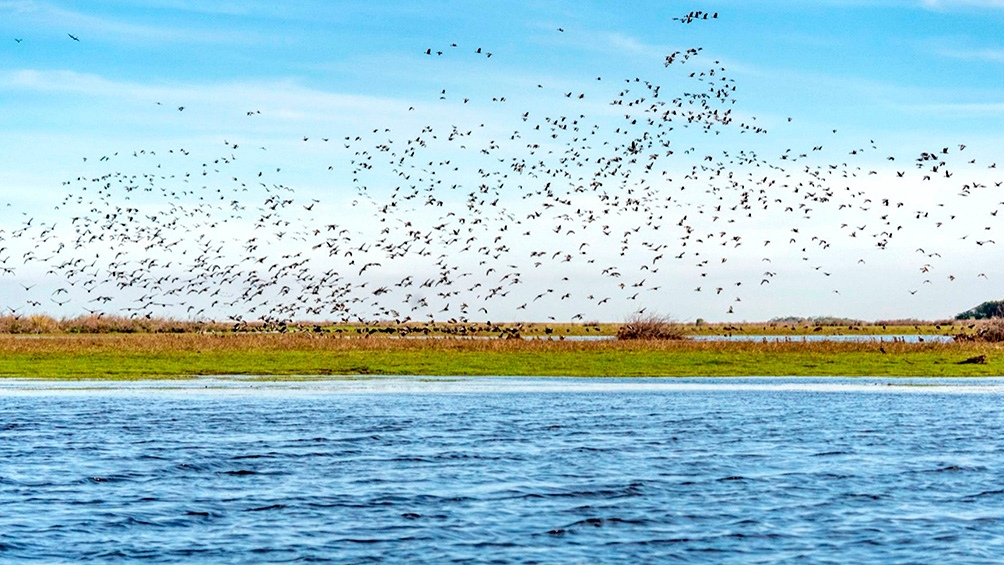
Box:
2;0;1004;324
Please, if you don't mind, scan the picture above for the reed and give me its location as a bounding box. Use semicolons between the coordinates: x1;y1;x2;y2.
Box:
0;314;234;334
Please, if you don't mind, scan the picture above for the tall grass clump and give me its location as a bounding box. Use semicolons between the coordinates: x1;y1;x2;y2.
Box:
616;313;687;340
0;314;60;334
60;315;233;334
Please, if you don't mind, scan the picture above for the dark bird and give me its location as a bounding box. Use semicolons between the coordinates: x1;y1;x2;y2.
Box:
68;33;80;41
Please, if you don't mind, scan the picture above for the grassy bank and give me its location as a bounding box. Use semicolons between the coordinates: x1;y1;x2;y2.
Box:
0;334;1000;379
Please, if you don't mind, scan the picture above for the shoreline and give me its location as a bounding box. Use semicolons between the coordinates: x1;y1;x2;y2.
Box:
3;375;1004;394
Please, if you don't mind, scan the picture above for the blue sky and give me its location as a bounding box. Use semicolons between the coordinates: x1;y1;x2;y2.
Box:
2;1;1004;323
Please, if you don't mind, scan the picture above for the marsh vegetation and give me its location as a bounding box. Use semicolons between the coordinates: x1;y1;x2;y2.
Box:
0;313;982;337
0;330;999;379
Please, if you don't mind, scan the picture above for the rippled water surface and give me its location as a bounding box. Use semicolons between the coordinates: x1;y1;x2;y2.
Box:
3;377;1004;563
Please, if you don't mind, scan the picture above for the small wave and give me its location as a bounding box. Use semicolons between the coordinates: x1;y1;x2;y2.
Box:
961;489;1004;500
561;516;650;529
929;464;985;473
246;504;286;512
842;493;882;501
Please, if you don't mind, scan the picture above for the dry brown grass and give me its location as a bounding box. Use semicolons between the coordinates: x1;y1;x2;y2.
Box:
0;314;59;334
0;314;237;334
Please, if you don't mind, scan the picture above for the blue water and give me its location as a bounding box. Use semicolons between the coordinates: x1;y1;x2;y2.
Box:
3;377;1004;563
537;334;953;342
688;334;954;343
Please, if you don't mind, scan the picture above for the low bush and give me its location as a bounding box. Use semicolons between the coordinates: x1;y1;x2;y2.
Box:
955;319;1004;343
616;313;686;340
976;319;1004;342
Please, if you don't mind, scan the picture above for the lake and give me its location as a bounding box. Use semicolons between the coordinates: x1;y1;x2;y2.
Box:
2;377;1004;562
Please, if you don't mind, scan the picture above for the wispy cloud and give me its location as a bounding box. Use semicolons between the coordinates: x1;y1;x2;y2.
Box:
901;101;1004;115
0;68;513;141
921;0;1004;9
2;69;413;114
937;47;1004;62
0;0;38;13
1;0;270;44
599;32;671;60
122;0;258;17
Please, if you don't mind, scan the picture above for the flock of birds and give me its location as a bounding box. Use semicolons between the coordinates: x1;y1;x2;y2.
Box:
2;11;1001;325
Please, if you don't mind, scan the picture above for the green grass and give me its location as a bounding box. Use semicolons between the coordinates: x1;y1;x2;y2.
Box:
0;334;1000;379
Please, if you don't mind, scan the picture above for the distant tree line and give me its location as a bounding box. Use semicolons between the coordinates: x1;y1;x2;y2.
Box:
955;300;1004;320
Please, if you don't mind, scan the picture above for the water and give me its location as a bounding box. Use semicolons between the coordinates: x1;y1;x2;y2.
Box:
3;377;1004;563
533;334;952;342
688;334;954;343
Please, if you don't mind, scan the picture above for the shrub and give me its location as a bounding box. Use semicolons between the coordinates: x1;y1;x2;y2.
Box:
955;319;1004;343
0;314;59;334
617;313;686;340
975;319;1004;342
